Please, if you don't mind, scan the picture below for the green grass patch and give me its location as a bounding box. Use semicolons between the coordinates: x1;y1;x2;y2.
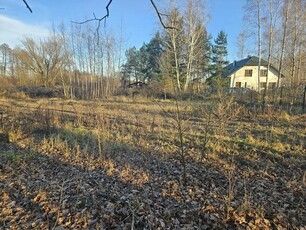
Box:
2;149;38;163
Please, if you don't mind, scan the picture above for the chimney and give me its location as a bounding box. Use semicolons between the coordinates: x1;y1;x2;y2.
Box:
233;61;236;67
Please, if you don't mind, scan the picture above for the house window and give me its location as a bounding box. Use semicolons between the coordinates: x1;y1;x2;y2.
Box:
235;82;242;88
260;69;268;77
260;82;267;88
269;82;276;89
245;69;253;77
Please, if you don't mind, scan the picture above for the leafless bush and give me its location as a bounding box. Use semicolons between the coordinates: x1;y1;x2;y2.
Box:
159;97;191;186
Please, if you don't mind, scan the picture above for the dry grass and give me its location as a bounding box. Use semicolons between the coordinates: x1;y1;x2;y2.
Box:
0;97;305;229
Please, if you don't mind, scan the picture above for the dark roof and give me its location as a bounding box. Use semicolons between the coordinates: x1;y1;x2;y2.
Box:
126;81;147;88
223;56;279;77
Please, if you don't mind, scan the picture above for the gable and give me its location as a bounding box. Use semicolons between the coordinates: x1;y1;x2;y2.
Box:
223;56;281;78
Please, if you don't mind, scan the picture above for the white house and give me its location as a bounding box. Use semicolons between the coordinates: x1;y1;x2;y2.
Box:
224;56;281;90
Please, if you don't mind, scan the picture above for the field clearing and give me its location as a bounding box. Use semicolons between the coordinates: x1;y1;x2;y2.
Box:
0;97;305;229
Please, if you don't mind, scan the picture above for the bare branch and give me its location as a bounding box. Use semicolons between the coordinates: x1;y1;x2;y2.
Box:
22;0;32;13
149;0;176;30
72;0;175;31
20;0;175;30
72;0;112;29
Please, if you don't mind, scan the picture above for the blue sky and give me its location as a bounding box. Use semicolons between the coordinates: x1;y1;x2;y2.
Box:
0;0;246;61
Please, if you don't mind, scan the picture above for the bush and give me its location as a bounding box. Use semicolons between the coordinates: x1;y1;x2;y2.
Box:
18;86;64;98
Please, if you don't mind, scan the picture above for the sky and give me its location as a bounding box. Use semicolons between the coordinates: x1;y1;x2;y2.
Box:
0;0;246;61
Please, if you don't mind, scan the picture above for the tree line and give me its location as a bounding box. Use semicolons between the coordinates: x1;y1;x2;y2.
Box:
0;0;305;99
241;0;306;90
0;24;124;99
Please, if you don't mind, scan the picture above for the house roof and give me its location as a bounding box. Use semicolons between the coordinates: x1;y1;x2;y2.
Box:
223;56;280;77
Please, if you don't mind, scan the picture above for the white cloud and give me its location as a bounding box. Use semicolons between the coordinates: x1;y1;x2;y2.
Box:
0;15;49;48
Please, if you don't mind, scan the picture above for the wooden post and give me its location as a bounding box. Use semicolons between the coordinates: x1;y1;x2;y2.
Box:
302;86;306;113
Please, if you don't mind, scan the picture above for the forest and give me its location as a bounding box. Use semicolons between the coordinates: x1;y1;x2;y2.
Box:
0;0;305;229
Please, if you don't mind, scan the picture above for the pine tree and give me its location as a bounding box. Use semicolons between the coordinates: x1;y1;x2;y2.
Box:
144;32;163;82
209;30;229;88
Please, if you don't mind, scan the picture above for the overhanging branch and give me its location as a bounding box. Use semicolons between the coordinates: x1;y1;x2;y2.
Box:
22;0;32;13
21;0;176;31
72;0;113;32
149;0;175;30
72;0;175;31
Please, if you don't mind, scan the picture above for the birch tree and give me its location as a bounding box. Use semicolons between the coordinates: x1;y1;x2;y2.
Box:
236;32;247;60
183;0;207;91
244;0;265;91
256;0;263;92
277;0;291;88
287;0;306;86
0;43;11;78
163;8;184;92
162;0;208;92
262;0;282;108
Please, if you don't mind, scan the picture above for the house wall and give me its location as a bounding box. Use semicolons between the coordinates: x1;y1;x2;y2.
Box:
230;66;279;90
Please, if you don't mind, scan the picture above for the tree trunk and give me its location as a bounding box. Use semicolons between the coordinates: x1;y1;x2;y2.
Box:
257;0;262;93
263;0;274;109
277;0;290;88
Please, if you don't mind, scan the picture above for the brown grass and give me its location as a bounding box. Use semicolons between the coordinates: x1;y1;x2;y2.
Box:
0;97;305;229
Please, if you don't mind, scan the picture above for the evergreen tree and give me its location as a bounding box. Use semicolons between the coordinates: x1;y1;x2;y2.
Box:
139;33;163;83
145;32;163;82
121;47;140;85
201;32;213;83
208;30;229;87
121;33;164;86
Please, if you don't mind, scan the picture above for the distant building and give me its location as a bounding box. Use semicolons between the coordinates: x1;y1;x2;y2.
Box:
223;56;282;90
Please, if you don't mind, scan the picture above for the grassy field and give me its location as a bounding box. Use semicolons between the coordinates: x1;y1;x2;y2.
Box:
0;97;305;229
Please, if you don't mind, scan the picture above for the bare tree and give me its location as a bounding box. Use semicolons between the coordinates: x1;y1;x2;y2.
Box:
162;0;208;92
163;8;184;92
289;1;298;86
256;0;263;92
183;0;207;91
17;31;70;87
0;43;11;78
236;32;247;59
68;22;123;99
277;0;291;88
262;0;281;108
287;0;306;86
244;0;264;92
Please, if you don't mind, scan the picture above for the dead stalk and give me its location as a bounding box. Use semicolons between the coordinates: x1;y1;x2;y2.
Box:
52;180;66;230
225;161;236;220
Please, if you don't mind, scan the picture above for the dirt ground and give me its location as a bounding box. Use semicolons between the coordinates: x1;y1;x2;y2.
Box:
0;98;305;229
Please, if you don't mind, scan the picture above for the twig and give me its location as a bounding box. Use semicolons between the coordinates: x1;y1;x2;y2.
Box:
149;0;176;30
128;200;135;230
22;0;32;13
119;199;141;228
71;0;113;43
72;0;176;31
52;180;66;230
72;0;113;31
